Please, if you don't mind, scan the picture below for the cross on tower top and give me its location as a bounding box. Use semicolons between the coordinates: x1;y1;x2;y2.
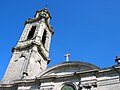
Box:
65;53;70;62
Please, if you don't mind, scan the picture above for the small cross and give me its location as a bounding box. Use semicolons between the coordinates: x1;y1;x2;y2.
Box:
65;53;70;62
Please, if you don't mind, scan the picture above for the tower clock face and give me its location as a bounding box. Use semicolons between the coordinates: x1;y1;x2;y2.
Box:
61;85;75;90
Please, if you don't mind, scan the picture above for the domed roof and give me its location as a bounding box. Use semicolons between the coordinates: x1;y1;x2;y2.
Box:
37;61;100;78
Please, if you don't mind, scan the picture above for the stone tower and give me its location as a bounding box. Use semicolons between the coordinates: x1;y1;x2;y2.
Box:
2;8;54;84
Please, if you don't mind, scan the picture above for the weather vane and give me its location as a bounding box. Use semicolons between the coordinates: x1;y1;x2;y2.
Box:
44;4;48;8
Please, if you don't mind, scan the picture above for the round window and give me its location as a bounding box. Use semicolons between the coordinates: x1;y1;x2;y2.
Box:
61;84;75;90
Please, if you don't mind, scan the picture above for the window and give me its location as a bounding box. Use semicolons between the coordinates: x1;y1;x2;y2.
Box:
42;30;47;46
61;85;75;90
27;26;36;40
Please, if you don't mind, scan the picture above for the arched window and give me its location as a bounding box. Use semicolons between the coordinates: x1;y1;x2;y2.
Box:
42;30;47;46
61;84;75;90
27;26;36;40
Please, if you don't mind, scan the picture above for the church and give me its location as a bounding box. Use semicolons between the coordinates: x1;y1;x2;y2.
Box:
0;8;120;90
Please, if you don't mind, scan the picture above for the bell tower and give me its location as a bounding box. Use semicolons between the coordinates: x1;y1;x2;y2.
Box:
2;8;54;83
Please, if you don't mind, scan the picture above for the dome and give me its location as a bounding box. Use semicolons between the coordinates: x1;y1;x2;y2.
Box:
37;61;100;78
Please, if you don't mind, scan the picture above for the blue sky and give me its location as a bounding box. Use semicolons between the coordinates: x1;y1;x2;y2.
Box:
0;0;120;80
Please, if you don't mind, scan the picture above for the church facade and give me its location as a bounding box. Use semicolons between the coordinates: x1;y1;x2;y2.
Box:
0;9;120;90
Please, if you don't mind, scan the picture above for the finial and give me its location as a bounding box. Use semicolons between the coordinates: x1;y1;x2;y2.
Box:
116;55;118;59
115;55;120;64
65;53;70;62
